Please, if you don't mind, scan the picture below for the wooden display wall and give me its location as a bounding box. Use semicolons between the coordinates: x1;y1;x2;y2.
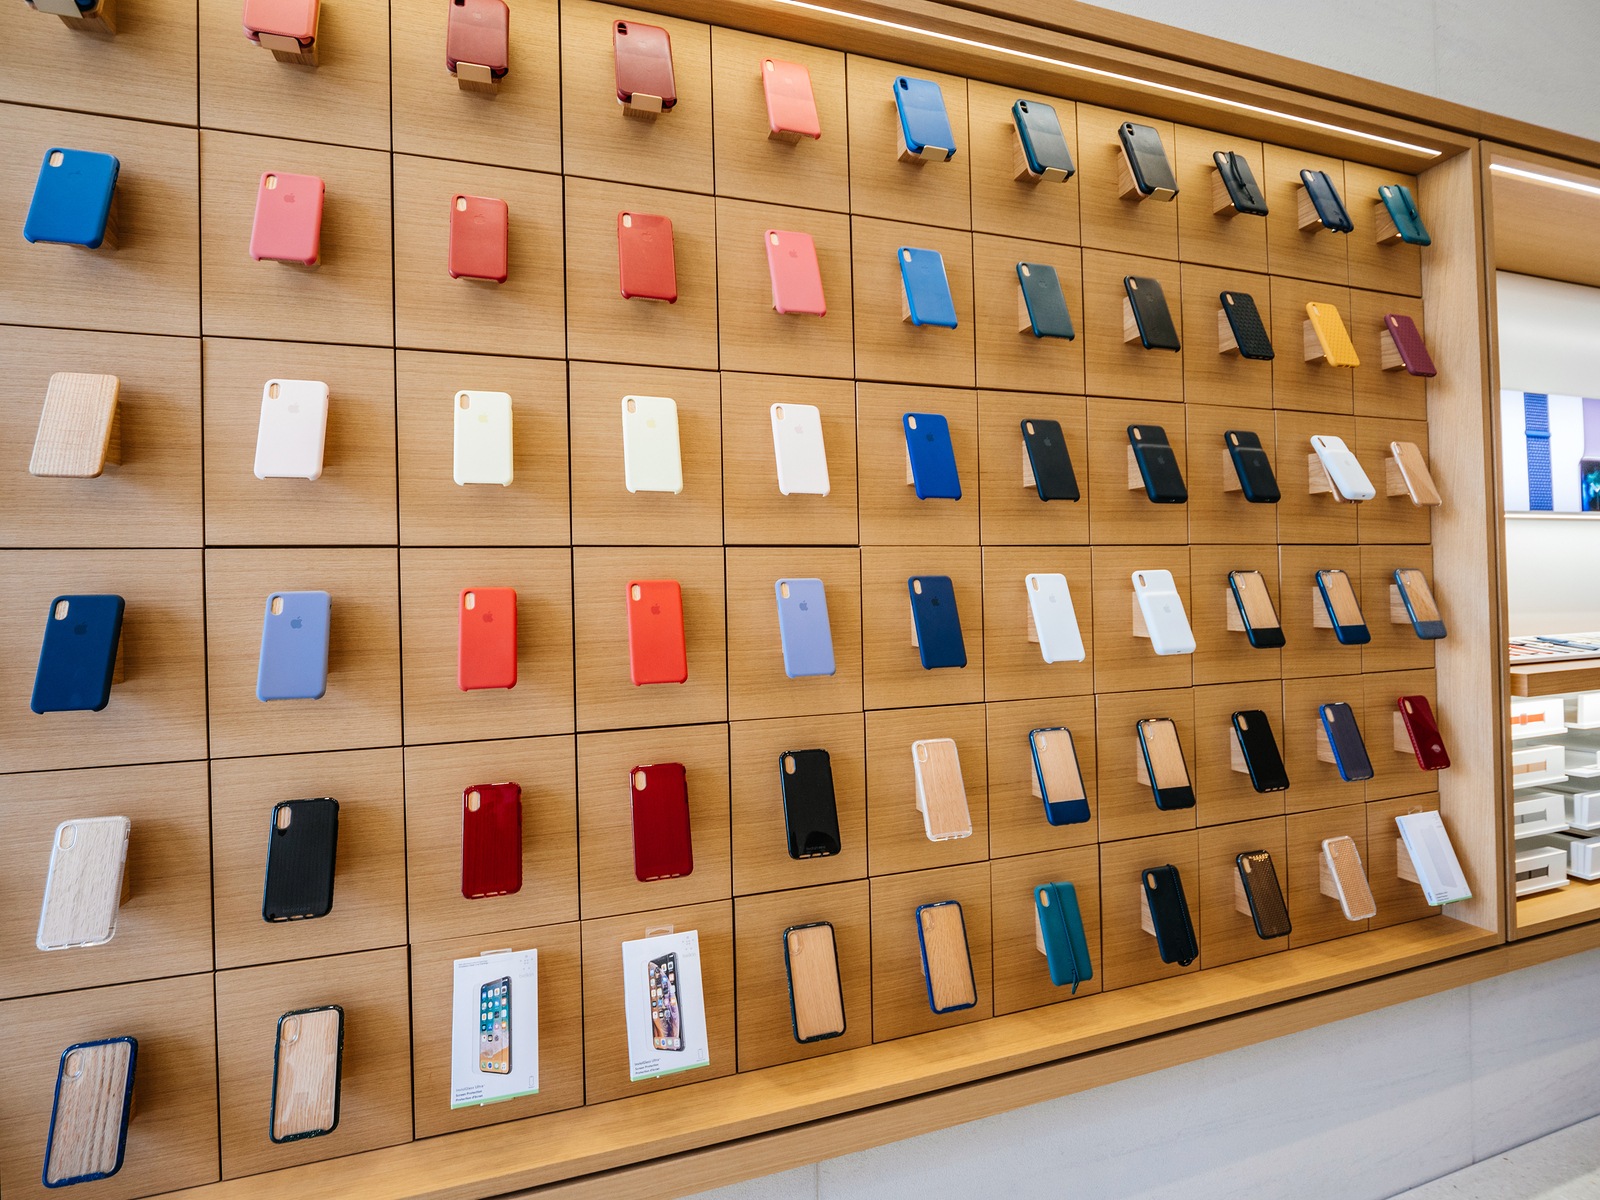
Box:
0;0;1503;1196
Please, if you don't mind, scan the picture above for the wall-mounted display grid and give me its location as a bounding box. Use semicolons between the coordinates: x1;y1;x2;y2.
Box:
0;0;1504;1196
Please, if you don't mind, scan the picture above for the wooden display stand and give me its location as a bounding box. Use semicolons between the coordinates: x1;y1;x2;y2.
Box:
30;0;115;35
30;373;121;478
1374;199;1404;245
454;62;499;95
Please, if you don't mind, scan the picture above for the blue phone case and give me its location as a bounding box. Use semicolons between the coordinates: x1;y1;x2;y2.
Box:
256;591;331;701
44;1036;137;1188
774;577;836;678
1029;727;1090;826
1320;702;1375;782
908;575;967;669
897;247;958;328
1379;183;1431;246
1011;99;1074;179
1315;571;1371;645
1034;882;1093;992
893;76;956;160
914;900;976;1013
903;411;962;500
31;594;125;714
1300;169;1353;232
1395;570;1448;640
24;148;120;249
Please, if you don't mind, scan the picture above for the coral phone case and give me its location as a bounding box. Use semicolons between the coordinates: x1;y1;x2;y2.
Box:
1225;429;1281;503
31;594;124;714
912;737;972;840
1320;701;1375;782
1221;291;1274;359
256;591;331;701
1236;851;1291;939
1227;569;1285;650
271;1006;344;1143
1315;568;1371;646
616;212;678;302
762;58;821;138
1020;418;1079;502
631;761;693;880
1137;716;1194;811
908;575;967;669
783;922;845;1043
765;229;826;315
1399;694;1451;770
448;194;509;283
1379;183;1431;246
1128;423;1188;503
250;172;324;266
1012;99;1074;180
774;577;836;678
627;579;687;685
1016;262;1075;339
253;379;329;481
461;782;522;899
262;798;339;921
1232;709;1290;793
1029;726;1088;826
1390;441;1441;507
613;19;676;110
779;748;842;858
770;402;830;496
897;247;958;328
1034;881;1092;991
1311;434;1376;501
1394;568;1447;640
1025;572;1084;664
1384;313;1437;377
621;394;684;494
1118;121;1177;198
1305;302;1360;367
1300;168;1353;232
37;815;130;951
445;0;509;76
903;411;962;500
915;901;977;1013
1213;150;1267;215
1124;275;1181;350
458;586;517;690
24;148;119;249
1322;836;1377;920
1132;570;1195;656
44;1037;137;1188
893;76;956;160
1142;865;1197;965
453;390;513;486
243;0;317;44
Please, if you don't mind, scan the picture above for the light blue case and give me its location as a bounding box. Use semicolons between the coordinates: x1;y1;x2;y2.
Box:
256;591;331;701
1034;881;1093;993
774;577;836;678
24;148;119;249
893;76;956;160
897;247;958;328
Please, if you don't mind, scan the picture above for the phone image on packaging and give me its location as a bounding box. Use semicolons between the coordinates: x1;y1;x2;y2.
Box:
1310;434;1376;501
1399;694;1451;770
1132;570;1196;656
1213;150;1267;215
613;19;676;110
1305;302;1360;367
908;575;967;669
1379;183;1431;246
256;591;331;702
478;977;511;1074
617;212;677;302
1016;262;1075;339
1389;440;1441;506
1034;882;1092;991
913;737;971;841
24;148;120;249
1227;569;1285;649
1025;572;1085;664
1315;568;1370;645
458;587;517;691
1394;568;1447;640
626;580;687;685
1029;726;1089;826
445;0;509;78
1384;313;1437;377
448;194;509;283
903;412;962;500
262;797;339;922
254;379;329;481
1123;275;1181;350
453;390;514;486
765;229;826;316
1127;423;1187;503
1012;99;1074;181
1299;168;1353;232
1118;121;1178;199
1142;865;1197;966
1224;430;1281;503
1137;717;1194;811
762;58;821;139
621;394;684;494
631;762;693;881
1320;702;1374;782
270;1005;344;1143
898;246;958;328
1220;291;1274;360
36;816;130;951
44;1037;137;1188
1236;851;1291;939
648;953;683;1050
31;594;124;714
1020;418;1079;501
893;76;956;161
1322;836;1376;920
250;172;324;266
770;402;830;496
1232;709;1290;793
779;749;842;859
783;922;846;1043
915;900;977;1013
775;578;836;678
462;782;522;899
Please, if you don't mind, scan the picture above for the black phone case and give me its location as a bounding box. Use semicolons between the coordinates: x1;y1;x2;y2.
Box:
262;798;340;922
1232;709;1290;793
1017;263;1075;340
779;749;842;859
1020;418;1079;501
1301;169;1353;232
1220;291;1274;360
1128;424;1188;503
1142;865;1197;966
1237;851;1291;939
1224;430;1282;504
1124;276;1181;351
1213;150;1267;215
1118;122;1177;196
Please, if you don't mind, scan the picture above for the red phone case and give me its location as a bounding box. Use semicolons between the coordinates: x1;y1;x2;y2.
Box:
616;212;677;303
249;172;324;265
630;762;693;881
762;58;821;138
448;194;509;283
445;0;508;75
612;19;676;109
1398;694;1451;770
765;229;826;316
626;579;687;686
461;782;522;898
458;586;517;691
242;0;318;43
1384;313;1437;378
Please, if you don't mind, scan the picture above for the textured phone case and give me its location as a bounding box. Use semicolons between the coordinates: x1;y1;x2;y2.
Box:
256;591;331;701
774;577;836;678
1124;276;1181;350
1384;313;1437;377
1025;572;1084;664
762;58;821;138
1020;418;1079;501
1236;851;1291;939
1132;570;1196;656
784;922;846;1043
1016;262;1075;339
1221;291;1274;359
30;371;120;479
1300;169;1353;231
908;575;967;669
1323;837;1377;920
621;394;684;494
254;379;329;481
458;586;517;690
1390;441;1441;506
1399;694;1451;769
1118;122;1177;196
1213;150;1267;214
765;229;826;315
31;594;124;714
770;402;831;496
626;579;688;685
1138;718;1195;810
36;816;131;951
612;19;675;108
631;761;693;880
1232;709;1290;793
616;212;678;302
903;411;962;499
1029;727;1089;825
1034;881;1092;990
243;0;317;41
898;247;958;328
1306;303;1360;367
1128;423;1188;502
1012;99;1074;179
1320;702;1374;782
1311;435;1376;500
271;1006;344;1143
250;172;324;265
461;782;522;899
453;390;514;486
779;749;842;858
1379;183;1431;246
262;798;339;921
916;902;977;1012
448;194;509;282
1225;430;1281;503
1227;570;1285;649
445;0;509;74
893;76;956;158
44;1037;137;1188
25;148;119;248
1142;865;1197;965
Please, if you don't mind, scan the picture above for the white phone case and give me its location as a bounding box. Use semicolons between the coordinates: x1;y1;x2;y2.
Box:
253;379;329;481
1310;435;1376;501
37;815;131;951
1025;572;1085;663
770;402;830;496
453;390;514;486
621;395;684;495
1132;569;1196;656
1395;811;1471;905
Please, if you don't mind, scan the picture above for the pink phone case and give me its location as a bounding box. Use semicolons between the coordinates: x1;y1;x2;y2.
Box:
250;172;325;266
765;229;826;316
448;194;509;283
1384;313;1437;377
242;0;318;43
762;58;821;138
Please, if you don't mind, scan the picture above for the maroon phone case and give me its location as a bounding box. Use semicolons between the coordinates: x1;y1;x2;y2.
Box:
1398;695;1451;770
631;762;693;882
445;0;508;75
613;19;676;109
461;782;522;899
1384;313;1437;377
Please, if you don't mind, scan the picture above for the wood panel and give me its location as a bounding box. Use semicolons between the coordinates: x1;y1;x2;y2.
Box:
856;382;979;546
1351;288;1427;421
850;216;977;388
967;81;1080;246
990;846;1102;1014
859;545;984;711
1191;680;1287;827
1345;161;1422;297
1196;817;1287;969
1076;105;1178;261
1187;544;1283;686
1262;145;1347;286
1097;830;1199;990
985;696;1099;857
1361;667;1439;803
1181;404;1279;546
1086;396;1188;546
1366;794;1443;931
1088;545;1192;694
1354;415;1433;544
979;544;1094;701
1093;687;1195;843
1081;249;1184;402
868;862;992;1041
846;55;971;230
1279;674;1368;815
1178;264;1273;409
1273;409;1359;545
971;232;1085;394
1285;803;1368;948
1276;543;1365;679
864;704;988;877
1173;126;1268;273
1358;544;1437;675
1268;276;1354;415
975;390;1089;547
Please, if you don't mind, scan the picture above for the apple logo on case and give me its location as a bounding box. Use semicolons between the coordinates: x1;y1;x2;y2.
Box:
798;601;809;611
650;603;661;615
284;191;296;204
929;596;940;607
287;403;300;414
482;612;494;623
73;623;88;636
290;616;303;629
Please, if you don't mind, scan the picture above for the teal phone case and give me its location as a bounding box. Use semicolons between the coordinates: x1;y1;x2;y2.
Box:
1034;881;1092;993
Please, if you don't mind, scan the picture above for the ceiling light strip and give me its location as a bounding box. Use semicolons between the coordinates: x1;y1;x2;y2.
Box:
1490;163;1600;198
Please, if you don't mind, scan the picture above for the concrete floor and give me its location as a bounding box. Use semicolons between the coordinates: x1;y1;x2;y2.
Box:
1392;1116;1600;1199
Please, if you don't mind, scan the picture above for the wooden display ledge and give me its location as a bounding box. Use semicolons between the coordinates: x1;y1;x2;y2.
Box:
1516;877;1600;936
1510;660;1600;698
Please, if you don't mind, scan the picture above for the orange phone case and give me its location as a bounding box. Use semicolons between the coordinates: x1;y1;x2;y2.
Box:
627;579;687;686
458;587;517;691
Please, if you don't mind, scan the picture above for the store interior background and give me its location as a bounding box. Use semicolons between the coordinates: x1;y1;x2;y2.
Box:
688;3;1600;1198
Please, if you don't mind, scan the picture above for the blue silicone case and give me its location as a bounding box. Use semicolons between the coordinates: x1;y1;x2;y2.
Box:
897;247;958;328
908;575;967;669
774;577;836;678
256;591;332;701
903;412;962;500
24;149;120;249
893;76;956;159
31;594;125;714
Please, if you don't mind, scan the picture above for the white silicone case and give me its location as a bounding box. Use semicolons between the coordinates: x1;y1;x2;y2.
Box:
771;402;831;496
253;379;329;481
453;390;514;486
1025;572;1085;663
622;394;684;495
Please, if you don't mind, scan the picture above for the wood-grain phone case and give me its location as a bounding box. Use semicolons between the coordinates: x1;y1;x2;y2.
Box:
271;1005;344;1143
30;371;120;479
783;921;846;1043
1221;291;1274;359
262;798;339;922
448;194;509;283
253;379;329;481
1399;694;1451;770
1322;836;1377;920
779;749;842;859
1123;275;1180;350
616;212;678;302
1320;701;1374;782
912;737;971;841
453;390;514;486
762;58;821;139
1394;568;1447;640
256;591;332;702
1034;881;1092;991
1236;850;1291;939
1389;441;1441;507
1128;423;1187;503
445;0;509;77
1020;418;1079;502
458;586;517;690
250;172;324;266
1141;864;1197;966
44;1036;137;1187
1227;569;1284;649
908;575;967;669
1384;313;1437;377
37;815;131;951
1231;709;1290;793
621;394;684;494
613;19;676;110
461;782;522;899
915;900;977;1013
1213;150;1266;215
1225;430;1281;503
765;229;826;316
630;762;693;881
1029;726;1089;826
1025;572;1085;664
626;579;687;685
770;402;831;496
774;578;836;678
1315;568;1371;646
1305;302;1360;367
31;594;124;714
1137;716;1194;811
1016;262;1075;340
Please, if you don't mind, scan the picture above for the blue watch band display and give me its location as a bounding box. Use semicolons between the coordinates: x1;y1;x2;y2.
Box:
1525;393;1553;511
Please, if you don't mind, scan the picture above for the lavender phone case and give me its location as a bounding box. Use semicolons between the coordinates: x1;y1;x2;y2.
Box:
774;577;836;678
256;591;331;702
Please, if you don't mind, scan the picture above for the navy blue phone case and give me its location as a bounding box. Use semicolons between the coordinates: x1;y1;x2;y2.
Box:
24;148;119;249
1301;169;1353;232
908;575;967;669
903;412;962;500
31;594;125;714
1320;702;1375;782
1020;418;1080;502
1225;430;1282;503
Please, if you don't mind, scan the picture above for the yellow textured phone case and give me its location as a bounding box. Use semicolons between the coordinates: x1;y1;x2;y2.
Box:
1306;302;1360;367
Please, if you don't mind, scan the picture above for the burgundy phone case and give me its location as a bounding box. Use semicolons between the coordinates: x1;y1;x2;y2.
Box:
617;212;678;302
1384;313;1437;377
613;19;676;109
1398;695;1451;770
462;782;522;898
631;761;693;881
